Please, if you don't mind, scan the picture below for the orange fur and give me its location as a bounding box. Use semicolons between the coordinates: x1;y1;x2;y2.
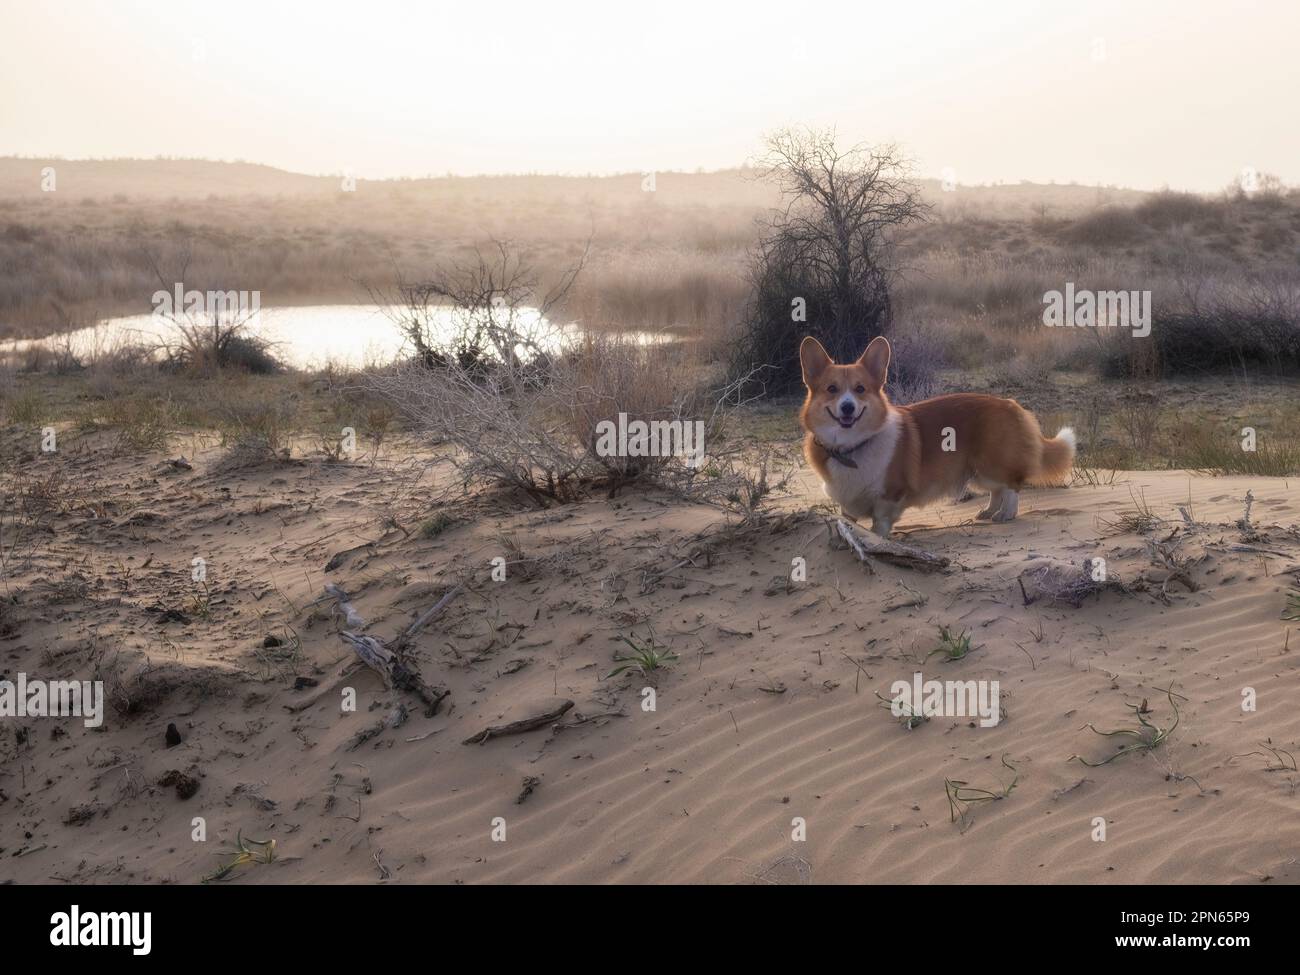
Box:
798;335;1074;535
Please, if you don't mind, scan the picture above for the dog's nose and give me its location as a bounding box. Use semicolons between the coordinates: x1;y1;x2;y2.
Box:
839;400;856;417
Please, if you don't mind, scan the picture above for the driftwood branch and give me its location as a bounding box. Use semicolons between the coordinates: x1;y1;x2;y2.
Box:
325;583;369;630
322;584;452;716
835;518;950;573
336;631;393;685
462;699;574;745
393;584;463;653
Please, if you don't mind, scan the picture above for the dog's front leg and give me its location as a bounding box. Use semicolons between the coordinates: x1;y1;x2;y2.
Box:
838;497;873;524
870;500;902;537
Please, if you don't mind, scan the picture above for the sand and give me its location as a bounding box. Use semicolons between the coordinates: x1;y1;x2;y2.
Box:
3;439;1300;884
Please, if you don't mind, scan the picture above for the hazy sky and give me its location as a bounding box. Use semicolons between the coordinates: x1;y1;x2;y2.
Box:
3;0;1296;190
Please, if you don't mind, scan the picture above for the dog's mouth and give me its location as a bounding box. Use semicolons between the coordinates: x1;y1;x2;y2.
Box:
826;405;865;429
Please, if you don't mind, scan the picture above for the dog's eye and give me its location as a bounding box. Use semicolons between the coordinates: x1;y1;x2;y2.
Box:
855;385;866;394
827;385;838;394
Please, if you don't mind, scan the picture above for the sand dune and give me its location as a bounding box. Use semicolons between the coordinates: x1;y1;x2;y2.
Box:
4;444;1299;884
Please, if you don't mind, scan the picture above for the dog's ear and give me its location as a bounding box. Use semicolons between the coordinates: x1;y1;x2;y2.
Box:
857;336;891;389
799;336;833;385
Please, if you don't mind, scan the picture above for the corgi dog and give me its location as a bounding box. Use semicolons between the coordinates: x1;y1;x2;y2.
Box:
799;335;1075;536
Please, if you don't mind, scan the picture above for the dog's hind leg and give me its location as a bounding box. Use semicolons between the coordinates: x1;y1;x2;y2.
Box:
976;488;1005;521
992;489;1019;522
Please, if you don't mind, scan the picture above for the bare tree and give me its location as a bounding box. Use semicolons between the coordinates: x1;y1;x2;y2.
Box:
733;127;929;394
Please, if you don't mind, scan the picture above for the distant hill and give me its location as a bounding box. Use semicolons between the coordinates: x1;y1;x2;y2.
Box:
0;156;1152;215
0;157;338;199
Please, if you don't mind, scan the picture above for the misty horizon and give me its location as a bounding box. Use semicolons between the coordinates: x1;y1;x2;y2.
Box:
0;152;1283;195
3;0;1298;193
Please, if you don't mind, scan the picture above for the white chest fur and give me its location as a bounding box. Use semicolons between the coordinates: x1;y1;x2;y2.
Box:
820;411;902;510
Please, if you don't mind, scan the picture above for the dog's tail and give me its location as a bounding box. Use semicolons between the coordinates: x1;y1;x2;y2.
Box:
1035;427;1076;483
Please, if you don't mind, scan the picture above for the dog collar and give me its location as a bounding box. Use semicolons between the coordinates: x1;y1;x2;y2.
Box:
814;434;874;469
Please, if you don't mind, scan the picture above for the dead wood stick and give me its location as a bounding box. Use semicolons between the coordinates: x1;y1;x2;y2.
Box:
462;700;574;745
324;541;377;572
834;522;877;574
405;728;444;742
337;631;395;685
393;585;463;652
324;583;368;630
389;658;451;715
322;585;451;716
835;518;950;573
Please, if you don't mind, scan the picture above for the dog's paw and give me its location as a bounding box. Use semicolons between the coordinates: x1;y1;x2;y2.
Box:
975;508;995;521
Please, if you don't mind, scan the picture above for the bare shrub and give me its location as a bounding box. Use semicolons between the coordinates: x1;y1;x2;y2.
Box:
1;463;75;583
895;252;1049;330
1060;207;1145;246
883;327;947;404
988;346;1061;393
368;238;585;372
368;335;752;506
369;354;585;504
215;391;299;467
3;387;46;426
1116;387;1162;453
559;335;739;482
1100;275;1300;378
142;245;278;374
1079;388;1105;449
689;443;799;514
77;393;178;452
1134;191;1225;230
1227;171;1289;205
1172;420;1300;476
365;234;765;503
